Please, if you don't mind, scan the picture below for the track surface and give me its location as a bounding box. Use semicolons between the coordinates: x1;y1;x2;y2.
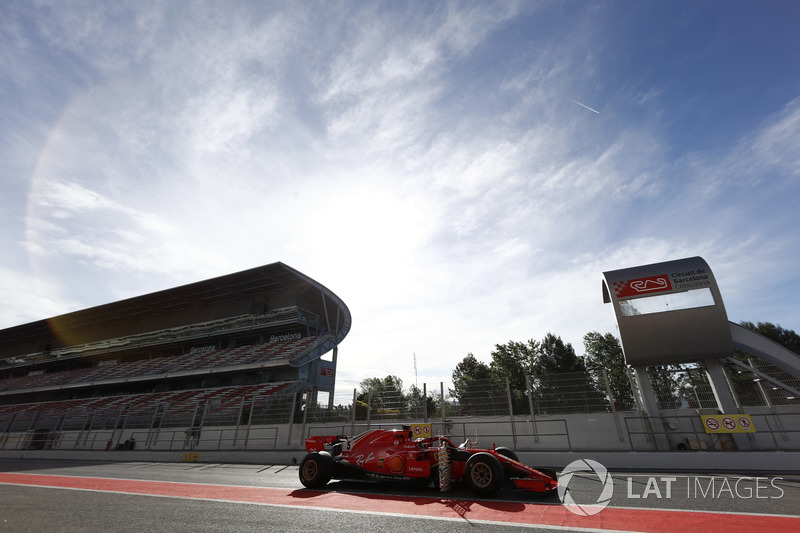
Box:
1;459;799;532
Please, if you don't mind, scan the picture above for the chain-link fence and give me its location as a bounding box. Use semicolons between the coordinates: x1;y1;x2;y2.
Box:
304;384;445;423
308;362;800;424
644;361;800;410
646;366;719;410
729;358;800;408
306;370;623;423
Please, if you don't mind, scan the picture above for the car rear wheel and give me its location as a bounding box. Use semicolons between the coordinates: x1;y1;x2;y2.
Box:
464;452;503;496
299;451;334;488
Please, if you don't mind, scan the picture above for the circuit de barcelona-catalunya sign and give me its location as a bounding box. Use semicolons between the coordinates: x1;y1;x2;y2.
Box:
602;256;732;366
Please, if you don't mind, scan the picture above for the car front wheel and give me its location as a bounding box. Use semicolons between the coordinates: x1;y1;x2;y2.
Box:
464;452;504;497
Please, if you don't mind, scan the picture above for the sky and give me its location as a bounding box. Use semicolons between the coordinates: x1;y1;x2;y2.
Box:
2;1;799;404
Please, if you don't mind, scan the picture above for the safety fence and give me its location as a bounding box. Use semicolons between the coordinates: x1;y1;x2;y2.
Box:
3;367;799;453
308;370;624;424
310;365;798;425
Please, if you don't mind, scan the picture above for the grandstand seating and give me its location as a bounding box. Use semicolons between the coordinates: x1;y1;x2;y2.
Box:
0;334;324;437
0;382;296;433
0;335;325;394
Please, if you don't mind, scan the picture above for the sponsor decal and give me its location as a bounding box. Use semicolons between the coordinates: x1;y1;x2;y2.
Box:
388;455;405;473
189;345;216;355
269;333;302;343
354;452;375;466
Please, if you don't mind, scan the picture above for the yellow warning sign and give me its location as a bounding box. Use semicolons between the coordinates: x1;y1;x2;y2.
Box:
701;414;756;434
410;423;432;438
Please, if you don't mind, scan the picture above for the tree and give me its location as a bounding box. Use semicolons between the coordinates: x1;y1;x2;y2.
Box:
645;365;684;409
531;333;605;414
452;353;493;386
358;375;405;414
489;340;539;414
490;340;538;390
450;353;502;416
534;333;586;374
739;321;800;354
583;331;634;409
406;384;436;418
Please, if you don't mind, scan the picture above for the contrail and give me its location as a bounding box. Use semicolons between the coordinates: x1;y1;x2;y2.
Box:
565;97;600;114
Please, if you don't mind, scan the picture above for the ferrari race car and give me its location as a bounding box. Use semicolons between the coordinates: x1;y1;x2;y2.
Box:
299;426;558;497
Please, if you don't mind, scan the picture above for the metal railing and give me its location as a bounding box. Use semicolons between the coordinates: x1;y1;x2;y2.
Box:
127;427;281;451
623;412;800;452
0;426;281;452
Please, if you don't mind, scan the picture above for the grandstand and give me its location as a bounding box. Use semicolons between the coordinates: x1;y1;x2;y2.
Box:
0;262;350;451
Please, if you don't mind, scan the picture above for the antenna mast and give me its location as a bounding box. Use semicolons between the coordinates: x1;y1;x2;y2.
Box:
414;353;418;389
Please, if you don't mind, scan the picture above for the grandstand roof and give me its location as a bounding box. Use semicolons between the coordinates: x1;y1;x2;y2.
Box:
0;262;351;359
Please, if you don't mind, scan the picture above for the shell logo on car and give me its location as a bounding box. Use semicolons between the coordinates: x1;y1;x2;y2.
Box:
388;455;405;473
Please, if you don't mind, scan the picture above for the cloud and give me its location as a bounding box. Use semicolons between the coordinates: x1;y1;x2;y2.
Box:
734;97;800;183
26;178;204;280
33;179;124;214
22;1;667;363
0;265;79;328
3;1;799;401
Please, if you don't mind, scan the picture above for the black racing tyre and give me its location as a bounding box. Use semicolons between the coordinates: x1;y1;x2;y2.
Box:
299;451;334;489
494;447;520;479
464;452;504;497
494;447;519;462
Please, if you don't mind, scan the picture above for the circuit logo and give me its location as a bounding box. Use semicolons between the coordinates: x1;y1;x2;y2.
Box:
558;459;614;516
613;274;672;298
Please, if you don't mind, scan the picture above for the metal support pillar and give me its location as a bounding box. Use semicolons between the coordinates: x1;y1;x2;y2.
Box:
525;375;539;444
703;358;751;450
505;377;517;448
601;369;625;443
328;347;338;410
632;365;668;450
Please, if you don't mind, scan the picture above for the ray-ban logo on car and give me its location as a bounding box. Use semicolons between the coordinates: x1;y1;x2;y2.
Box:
558;459;614;516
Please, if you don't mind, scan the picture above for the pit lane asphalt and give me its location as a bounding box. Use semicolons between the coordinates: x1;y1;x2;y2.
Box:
0;459;798;532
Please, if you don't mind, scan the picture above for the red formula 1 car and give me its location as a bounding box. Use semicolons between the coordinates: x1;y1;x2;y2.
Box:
299;426;558;497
